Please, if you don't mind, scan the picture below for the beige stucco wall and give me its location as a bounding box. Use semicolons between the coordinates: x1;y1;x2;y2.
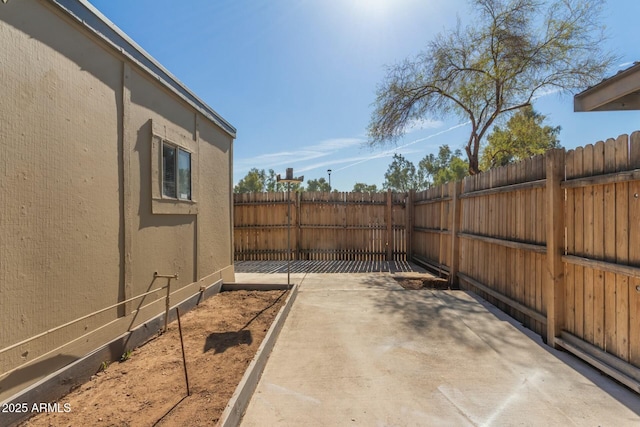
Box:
0;0;234;402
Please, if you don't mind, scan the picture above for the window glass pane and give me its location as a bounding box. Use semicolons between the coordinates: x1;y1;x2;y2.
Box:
178;149;191;200
163;144;176;198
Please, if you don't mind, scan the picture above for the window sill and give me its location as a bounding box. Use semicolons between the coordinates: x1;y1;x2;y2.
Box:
152;197;198;215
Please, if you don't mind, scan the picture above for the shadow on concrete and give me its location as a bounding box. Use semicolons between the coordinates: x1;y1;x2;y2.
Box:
366;276;514;355
464;291;640;417
366;275;640;417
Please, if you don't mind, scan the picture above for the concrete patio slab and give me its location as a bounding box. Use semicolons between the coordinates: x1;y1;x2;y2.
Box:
238;271;640;426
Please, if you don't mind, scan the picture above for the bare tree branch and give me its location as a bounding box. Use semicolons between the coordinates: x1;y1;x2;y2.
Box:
368;0;617;174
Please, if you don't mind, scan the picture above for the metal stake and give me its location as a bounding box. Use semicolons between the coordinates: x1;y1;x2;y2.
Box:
176;307;190;396
154;272;178;332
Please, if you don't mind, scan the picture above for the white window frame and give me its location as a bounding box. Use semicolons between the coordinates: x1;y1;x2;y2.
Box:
162;141;192;201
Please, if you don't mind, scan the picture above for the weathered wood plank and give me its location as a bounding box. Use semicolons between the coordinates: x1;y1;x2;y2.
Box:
386;189;393;261
583;144;595;344
593;140;606;350
565;149;576;335
456;233;546;253
604;138;618;355
545;149;565;345
562;169;640;188
459;273;547;324
630;132;640;367
615;134;630;361
449;183;462;287
574;147;585;339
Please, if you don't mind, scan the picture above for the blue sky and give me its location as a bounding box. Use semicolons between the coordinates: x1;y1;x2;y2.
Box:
88;0;640;191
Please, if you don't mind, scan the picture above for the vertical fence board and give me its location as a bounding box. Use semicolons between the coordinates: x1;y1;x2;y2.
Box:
514;161;525;321
573;147;585;339
592;140;606;350
603;138;618;355
536;182;545;334
546;149;565;345
629;131;640;366
565;149;576;335
583;144;595;344
615;135;630;361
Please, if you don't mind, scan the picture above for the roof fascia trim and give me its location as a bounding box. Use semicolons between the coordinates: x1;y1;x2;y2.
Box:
574;63;640;112
48;0;236;137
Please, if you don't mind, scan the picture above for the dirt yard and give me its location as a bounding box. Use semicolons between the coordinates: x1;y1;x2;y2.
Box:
21;289;288;427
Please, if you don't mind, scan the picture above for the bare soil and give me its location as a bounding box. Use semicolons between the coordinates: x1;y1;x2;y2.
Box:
393;276;450;290
22;289;288;427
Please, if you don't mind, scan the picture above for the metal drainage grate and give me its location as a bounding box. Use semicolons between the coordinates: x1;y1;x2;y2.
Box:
234;260;426;274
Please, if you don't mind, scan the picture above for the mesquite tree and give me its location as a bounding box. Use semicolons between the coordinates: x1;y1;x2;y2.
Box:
368;0;615;174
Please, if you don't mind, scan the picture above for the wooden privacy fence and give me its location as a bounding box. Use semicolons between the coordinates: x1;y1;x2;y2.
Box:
234;191;407;261
233;131;640;392
413;131;640;393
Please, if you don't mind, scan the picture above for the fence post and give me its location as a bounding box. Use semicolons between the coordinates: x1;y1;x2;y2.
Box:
545;148;565;347
296;191;301;260
438;185;445;271
449;181;462;288
386;189;393;261
406;189;414;262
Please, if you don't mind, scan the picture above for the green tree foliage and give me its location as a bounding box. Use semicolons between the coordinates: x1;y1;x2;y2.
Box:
384;148;469;192
419;145;469;185
265;169;285;192
234;168;265;193
306;177;331;192
481;106;561;169
383;154;421;192
368;0;614;175
352;182;378;193
234;168;304;193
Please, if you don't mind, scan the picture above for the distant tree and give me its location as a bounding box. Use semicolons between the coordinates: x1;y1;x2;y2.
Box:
235;168;305;193
368;0;615;174
437;157;469;184
306;177;331;192
264;169;285;192
383;154;425;192
480;106;561;169
286;182;305;192
352;182;379;193
234;168;265;193
418;145;469;186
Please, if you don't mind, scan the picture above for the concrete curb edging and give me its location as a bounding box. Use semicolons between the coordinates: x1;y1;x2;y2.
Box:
222;283;293;291
217;283;299;427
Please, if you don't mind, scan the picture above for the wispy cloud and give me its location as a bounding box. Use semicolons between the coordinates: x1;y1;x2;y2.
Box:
335;121;470;171
405;118;444;133
528;86;564;102
296;148;423;173
235;137;364;172
307;137;363;151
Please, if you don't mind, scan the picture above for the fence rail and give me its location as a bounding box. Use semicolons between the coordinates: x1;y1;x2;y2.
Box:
233;130;640;392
